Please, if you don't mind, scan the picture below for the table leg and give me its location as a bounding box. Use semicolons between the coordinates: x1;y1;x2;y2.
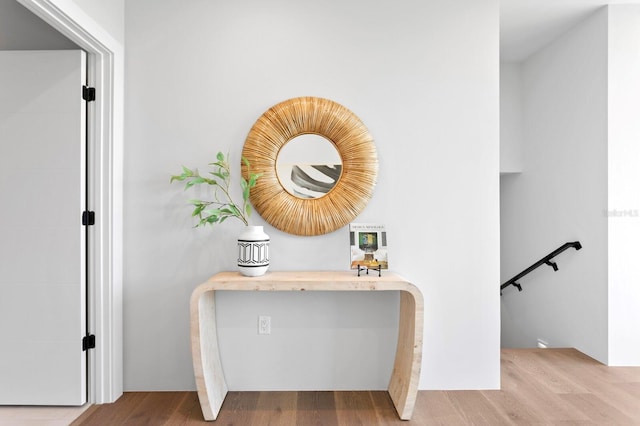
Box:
387;290;423;420
191;290;228;421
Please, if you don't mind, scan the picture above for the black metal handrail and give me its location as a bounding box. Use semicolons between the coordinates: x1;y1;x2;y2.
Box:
500;241;582;294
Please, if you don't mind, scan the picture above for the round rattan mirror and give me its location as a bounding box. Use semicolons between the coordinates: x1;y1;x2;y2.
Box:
242;97;378;236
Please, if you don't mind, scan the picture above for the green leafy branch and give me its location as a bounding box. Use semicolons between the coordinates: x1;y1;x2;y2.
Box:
170;152;261;227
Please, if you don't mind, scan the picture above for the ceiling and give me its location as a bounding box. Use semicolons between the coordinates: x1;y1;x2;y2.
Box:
0;0;77;50
500;0;638;62
0;0;636;60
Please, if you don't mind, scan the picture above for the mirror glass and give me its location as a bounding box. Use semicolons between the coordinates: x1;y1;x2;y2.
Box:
276;134;342;199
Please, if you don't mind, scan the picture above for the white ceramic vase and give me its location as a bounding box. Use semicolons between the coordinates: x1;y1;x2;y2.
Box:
237;225;270;277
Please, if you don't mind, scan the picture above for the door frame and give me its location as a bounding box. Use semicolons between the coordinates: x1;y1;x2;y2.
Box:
17;0;123;404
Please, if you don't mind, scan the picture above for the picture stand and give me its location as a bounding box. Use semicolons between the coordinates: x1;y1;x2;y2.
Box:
357;264;382;277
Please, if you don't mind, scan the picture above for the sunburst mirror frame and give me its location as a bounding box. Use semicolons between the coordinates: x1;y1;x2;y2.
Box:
242;97;378;236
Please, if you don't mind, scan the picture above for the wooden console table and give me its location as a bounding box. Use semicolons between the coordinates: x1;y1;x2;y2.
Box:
190;271;423;421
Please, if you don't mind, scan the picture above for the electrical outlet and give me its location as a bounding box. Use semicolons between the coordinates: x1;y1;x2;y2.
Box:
258;315;271;335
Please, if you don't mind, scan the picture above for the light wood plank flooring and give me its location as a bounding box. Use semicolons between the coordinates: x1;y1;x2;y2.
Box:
5;348;640;425
0;404;89;426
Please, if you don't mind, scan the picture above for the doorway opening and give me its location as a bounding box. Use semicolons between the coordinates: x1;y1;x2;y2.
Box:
0;0;123;406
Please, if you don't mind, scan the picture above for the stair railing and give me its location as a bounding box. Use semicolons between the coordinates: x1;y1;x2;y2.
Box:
500;241;582;295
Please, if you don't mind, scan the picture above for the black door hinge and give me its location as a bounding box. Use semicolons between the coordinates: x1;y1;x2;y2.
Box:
82;211;95;226
82;334;96;351
82;86;96;102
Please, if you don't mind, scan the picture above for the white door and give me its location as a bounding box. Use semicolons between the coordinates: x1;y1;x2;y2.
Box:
0;50;87;405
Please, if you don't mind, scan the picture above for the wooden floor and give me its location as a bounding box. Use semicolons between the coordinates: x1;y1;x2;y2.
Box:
0;404;89;426
70;348;640;425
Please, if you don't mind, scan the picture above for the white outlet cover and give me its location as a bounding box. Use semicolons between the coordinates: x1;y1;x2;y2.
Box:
258;316;271;335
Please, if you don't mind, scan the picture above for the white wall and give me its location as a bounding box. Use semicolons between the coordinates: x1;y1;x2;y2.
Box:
608;4;640;366
500;62;524;173
501;8;608;363
125;0;500;391
69;0;124;45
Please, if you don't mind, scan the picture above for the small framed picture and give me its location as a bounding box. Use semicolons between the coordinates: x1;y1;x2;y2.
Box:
349;223;389;270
